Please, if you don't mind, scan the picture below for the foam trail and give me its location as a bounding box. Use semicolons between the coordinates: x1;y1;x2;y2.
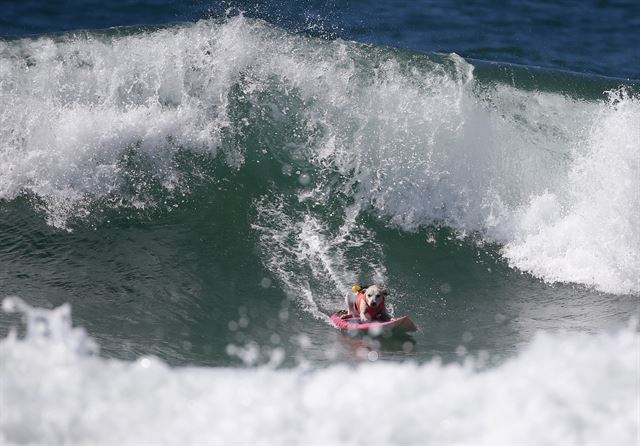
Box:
252;196;387;318
1;298;638;444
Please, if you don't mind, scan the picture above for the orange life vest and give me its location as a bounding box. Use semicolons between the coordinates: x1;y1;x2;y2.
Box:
355;291;386;320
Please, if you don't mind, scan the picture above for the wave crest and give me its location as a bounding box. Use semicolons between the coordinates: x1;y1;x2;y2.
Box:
1;16;638;294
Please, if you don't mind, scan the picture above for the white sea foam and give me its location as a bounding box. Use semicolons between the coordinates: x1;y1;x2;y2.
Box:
0;16;638;293
503;91;640;295
1;297;638;445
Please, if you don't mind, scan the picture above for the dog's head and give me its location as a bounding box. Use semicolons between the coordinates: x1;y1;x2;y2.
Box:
365;285;388;308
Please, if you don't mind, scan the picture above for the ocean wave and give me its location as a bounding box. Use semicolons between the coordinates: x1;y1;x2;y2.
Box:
0;15;638;294
503;90;640;295
1;296;638;445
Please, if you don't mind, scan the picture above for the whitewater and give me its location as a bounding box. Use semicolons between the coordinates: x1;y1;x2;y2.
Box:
1;297;638;445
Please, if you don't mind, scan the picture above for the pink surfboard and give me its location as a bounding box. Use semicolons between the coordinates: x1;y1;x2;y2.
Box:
330;312;417;334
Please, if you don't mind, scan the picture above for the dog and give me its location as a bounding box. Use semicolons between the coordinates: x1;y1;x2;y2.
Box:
344;284;391;322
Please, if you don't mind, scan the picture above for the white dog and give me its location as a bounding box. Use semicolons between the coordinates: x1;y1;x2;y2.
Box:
345;285;391;322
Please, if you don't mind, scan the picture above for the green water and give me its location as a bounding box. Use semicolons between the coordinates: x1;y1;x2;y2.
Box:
0;18;638;370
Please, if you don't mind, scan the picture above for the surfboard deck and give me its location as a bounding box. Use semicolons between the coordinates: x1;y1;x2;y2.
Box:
330;312;417;334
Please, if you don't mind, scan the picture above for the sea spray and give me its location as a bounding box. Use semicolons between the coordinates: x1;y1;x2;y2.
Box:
503;89;640;295
1;16;638;298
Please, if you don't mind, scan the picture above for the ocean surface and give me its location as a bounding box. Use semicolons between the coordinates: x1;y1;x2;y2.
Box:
1;1;639;444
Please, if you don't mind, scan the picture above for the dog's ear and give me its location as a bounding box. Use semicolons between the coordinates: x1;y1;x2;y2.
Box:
381;289;389;296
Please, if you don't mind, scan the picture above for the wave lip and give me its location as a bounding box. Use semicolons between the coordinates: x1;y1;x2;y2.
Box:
1;298;639;445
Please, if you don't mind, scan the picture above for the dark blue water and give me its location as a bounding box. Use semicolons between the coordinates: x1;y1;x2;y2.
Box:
2;0;639;79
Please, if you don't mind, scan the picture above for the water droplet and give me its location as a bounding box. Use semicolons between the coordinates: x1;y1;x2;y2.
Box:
298;173;311;186
225;344;237;356
477;350;490;368
2;297;18;313
296;334;311;348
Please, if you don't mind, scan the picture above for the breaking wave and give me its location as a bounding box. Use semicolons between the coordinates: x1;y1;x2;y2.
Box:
1;297;638;445
0;15;638;298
